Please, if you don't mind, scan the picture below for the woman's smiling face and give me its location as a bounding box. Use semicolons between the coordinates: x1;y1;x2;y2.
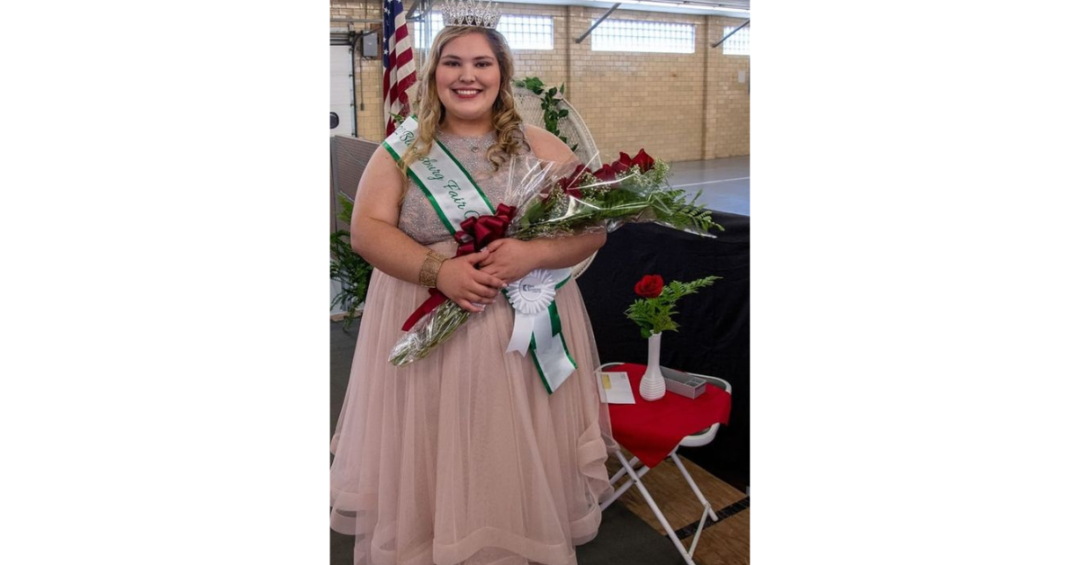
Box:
435;31;501;127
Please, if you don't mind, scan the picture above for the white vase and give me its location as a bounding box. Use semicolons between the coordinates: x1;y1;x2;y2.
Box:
639;332;666;401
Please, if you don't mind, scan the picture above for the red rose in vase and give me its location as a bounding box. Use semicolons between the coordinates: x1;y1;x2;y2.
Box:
634;274;664;299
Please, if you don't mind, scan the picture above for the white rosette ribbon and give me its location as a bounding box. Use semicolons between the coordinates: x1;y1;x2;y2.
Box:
505;268;577;394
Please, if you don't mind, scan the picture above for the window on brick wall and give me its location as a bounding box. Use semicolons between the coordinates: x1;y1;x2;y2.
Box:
590;19;695;54
722;25;750;56
416;14;554;50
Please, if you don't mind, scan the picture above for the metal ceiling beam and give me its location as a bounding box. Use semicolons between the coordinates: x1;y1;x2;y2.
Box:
711;18;749;48
575;3;621;44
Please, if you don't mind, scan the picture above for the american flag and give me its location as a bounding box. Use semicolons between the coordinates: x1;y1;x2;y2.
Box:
382;0;417;136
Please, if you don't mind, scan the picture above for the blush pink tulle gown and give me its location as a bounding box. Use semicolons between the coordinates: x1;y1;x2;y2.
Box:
330;129;615;565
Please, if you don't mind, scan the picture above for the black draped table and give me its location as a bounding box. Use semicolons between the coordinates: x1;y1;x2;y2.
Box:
576;211;749;491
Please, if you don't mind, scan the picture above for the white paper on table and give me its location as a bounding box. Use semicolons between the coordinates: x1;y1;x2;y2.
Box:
595;371;636;404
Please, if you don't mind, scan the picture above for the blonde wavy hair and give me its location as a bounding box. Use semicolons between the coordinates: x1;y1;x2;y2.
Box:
396;26;526;181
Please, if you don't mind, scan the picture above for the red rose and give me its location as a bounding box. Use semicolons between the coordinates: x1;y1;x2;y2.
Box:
630;149;655;173
556;163;589;195
547;164;588;203
634;274;664;298
557;164;588;190
592;163;618;184
611;152;633;174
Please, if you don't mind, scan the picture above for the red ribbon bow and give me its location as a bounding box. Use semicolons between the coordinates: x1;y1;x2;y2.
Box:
400;204;517;331
454;203;516;256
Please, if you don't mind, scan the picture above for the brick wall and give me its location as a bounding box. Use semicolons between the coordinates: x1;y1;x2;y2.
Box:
330;0;386;142
707;17;751;158
330;0;749;162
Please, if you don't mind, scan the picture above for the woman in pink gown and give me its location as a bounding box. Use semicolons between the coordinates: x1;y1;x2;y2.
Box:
330;22;615;565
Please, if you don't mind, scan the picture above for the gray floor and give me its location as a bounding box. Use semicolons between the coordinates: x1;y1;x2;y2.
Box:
667;156;749;217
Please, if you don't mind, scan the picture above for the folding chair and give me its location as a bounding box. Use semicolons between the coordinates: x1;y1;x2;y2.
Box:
597;362;732;565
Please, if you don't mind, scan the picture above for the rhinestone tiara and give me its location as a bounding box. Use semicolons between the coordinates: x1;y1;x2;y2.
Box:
442;0;501;29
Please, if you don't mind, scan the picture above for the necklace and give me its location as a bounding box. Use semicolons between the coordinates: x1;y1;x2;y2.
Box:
439;128;491;153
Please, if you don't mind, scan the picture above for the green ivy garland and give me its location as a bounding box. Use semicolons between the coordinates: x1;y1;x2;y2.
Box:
513;77;578;152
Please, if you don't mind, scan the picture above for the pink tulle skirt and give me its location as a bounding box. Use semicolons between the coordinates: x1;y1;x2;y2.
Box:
331;241;615;565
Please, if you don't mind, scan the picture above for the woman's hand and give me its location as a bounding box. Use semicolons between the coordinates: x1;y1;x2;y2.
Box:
477;239;540;283
436;249;508;313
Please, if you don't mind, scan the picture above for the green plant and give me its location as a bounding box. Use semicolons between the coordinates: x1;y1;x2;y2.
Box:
625;275;720;338
513;77;578;152
330;193;373;331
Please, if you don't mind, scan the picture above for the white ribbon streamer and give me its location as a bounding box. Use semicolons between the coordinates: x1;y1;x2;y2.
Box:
505;268;576;393
506;269;561;355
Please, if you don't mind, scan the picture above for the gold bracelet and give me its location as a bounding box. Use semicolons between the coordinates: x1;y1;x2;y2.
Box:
419;250;447;288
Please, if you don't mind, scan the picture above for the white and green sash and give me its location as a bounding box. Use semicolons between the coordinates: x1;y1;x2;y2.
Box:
383;116;495;236
384;117;577;394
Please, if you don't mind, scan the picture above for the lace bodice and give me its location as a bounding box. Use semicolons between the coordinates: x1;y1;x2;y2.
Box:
398;128;535;244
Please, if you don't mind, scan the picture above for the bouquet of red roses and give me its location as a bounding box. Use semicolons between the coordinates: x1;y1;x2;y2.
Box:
389;149;722;367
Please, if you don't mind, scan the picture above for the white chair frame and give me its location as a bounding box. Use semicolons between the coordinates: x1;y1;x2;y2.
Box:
597;362;732;565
